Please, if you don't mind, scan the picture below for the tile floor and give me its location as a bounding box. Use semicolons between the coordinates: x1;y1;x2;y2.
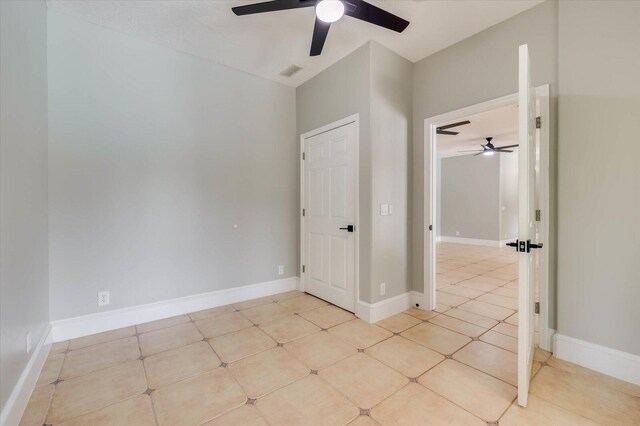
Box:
20;243;640;425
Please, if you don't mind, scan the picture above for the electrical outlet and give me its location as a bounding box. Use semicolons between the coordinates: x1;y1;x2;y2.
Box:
456;231;460;236
278;265;284;275
98;291;110;307
25;332;32;355
380;282;386;296
380;204;389;216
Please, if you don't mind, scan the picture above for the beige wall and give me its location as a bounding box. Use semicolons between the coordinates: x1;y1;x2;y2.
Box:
557;0;640;355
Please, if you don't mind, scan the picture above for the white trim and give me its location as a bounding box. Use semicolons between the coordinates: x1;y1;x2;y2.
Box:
300;114;359;313
51;277;298;342
0;324;52;426
355;291;422;323
553;333;640;386
438;236;514;247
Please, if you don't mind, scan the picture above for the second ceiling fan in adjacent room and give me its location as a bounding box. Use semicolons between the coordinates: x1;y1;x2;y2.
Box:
232;0;410;56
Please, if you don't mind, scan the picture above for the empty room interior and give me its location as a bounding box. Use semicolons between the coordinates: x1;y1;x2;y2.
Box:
1;1;639;425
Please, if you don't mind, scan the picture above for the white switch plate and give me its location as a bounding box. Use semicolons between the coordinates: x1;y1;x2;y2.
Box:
380;282;386;295
278;265;284;275
389;204;394;215
380;204;389;216
98;291;110;306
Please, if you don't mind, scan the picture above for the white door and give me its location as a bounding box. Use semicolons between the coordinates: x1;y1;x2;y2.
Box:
302;121;356;312
517;44;539;407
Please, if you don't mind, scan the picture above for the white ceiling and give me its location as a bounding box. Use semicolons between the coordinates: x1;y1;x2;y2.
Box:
436;104;519;158
46;0;543;87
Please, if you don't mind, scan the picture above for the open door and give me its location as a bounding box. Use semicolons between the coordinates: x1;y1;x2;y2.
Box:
516;44;540;406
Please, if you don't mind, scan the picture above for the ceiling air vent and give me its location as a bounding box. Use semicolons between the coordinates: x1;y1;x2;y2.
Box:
279;64;302;77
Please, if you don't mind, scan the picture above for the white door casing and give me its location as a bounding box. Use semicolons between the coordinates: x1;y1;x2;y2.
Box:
517;43;537;407
301;118;357;312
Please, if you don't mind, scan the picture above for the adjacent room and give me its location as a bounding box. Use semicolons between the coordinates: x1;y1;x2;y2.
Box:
2;1;639;425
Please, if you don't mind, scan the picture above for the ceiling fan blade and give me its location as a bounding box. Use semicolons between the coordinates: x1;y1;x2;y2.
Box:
458;150;483;152
343;0;410;33
474;152;484;156
495;149;513;153
310;18;331;56
496;144;519;149
436;130;459;136
232;0;314;16
436;120;471;131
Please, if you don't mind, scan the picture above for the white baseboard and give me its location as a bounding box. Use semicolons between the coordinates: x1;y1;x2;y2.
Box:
51;277;299;342
356;291;422;323
0;324;52;426
439;236;513;247
553;333;640;386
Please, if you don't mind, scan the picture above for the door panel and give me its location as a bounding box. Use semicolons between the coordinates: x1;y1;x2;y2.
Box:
517;44;537;407
303;122;356;312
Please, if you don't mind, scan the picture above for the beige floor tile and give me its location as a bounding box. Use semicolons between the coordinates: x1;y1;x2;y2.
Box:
151;368;247;426
533;347;551;363
457;300;514;321
492;286;518;298
240;302;294;325
434;303;452;313
546;356;640;397
256;375;359;426
135;314;190;334
479;330;517;353
442;308;499;329
530;366;640;425
283;330;357;370
328;320;393;349
477;293;519;310
505;312;518;325
277;294;328;313
419;359;516;422
453;341;517;386
437;271;477;285
500;394;598;426
138;322;203;356
68;326;136;350
428;314;486;338
188;304;235;321
320;354;408;409
56;394;156;426
259;314;320;343
270;290;305;302
375;313;421;333
299;305;355;329
349;415;379;425
228;347;309;398
435;291;469;307
401;323;471;355
37;352;65;386
370;383;485;426
208;326;277;363
456;279;501;292
60;336;139;380
439;284;485;299
144;341;220;389
492;322;518;338
47;360;146;424
51;341;69;355
233;296;275;311
482;270;518;281
366;336;444;378
203;405;268;426
19;384;54;426
404;307;438;320
195;311;254;338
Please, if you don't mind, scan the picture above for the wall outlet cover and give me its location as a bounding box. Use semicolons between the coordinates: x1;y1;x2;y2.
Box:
98;291;110;306
278;265;284;275
380;282;386;295
456;231;460;236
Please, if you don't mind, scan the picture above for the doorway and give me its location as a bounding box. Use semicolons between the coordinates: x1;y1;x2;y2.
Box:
300;115;359;312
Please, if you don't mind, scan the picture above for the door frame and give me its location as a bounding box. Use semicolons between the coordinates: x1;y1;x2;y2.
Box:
423;86;552;351
299;114;360;312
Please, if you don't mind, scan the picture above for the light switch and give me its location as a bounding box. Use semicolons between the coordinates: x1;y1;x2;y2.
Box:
380;204;389;216
389;204;394;215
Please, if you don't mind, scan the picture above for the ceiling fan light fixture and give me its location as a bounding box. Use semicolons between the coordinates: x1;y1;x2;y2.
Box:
484;150;495;156
316;0;345;23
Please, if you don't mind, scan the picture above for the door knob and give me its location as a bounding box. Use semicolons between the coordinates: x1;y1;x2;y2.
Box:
339;225;355;232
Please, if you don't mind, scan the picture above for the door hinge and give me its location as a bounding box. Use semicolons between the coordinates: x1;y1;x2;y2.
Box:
302;152;305;160
535;302;540;314
302;265;305;273
302;208;305;217
535;209;541;221
536;116;541;129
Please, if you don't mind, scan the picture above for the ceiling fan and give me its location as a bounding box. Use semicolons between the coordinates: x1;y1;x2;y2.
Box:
231;0;410;56
436;120;470;136
459;137;519;156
